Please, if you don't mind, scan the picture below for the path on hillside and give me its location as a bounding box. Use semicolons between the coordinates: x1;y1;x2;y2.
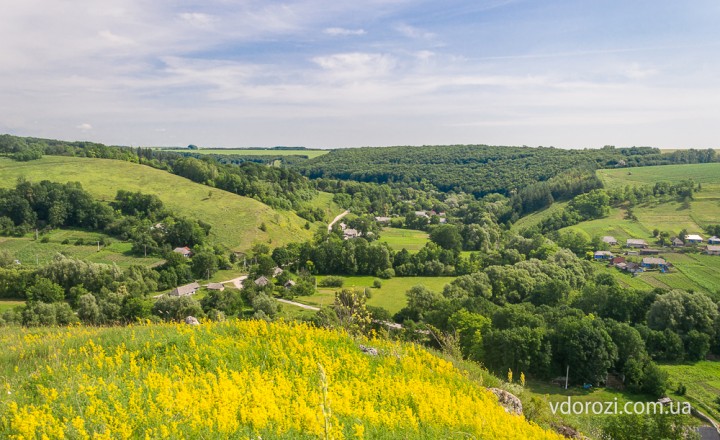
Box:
328;210;350;232
216;275;247;289
277;298;320;311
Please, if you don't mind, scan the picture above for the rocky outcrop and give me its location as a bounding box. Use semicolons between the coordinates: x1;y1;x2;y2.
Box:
488;388;523;415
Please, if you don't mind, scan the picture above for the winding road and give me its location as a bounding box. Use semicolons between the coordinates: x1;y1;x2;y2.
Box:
328;210;350;232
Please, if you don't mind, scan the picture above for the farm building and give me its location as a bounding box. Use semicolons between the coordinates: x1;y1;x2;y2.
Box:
610;256;626;266
626;239;648;249
671;237;684;247
707;245;720;256
642;257;669;271
594;251;614;260
207;283;225;291
602;236;618;245
708;236;720;244
170;282;200;297
640;249;662;255
173;246;192;257
374;216;391;224
624;262;644;274
686;234;704;244
273;267;284;277
344;228;360;239
284;280;296;288
254;276;271;287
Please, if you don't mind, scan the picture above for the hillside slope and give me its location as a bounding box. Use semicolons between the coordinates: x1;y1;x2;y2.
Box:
0;321;561;439
0;156;316;252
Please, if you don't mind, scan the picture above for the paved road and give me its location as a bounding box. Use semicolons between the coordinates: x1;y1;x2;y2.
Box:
328;210;350;232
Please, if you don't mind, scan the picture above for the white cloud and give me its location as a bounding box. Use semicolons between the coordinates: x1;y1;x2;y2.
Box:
76;123;93;131
323;27;366;36
178;12;216;29
395;23;435;39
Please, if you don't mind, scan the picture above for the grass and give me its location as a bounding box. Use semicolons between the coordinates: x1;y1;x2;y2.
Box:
599;163;720;196
662;361;720;424
163;148;330;158
0;156;319;252
0;300;24;313
512;202;568;232
378;228;429;253
0;229;164;268
296;275;456;315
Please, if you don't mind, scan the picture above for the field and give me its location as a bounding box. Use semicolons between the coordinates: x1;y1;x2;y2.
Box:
0;156;319;252
662;361;720;423
297;275;456;314
0;300;23;313
599;163;720;194
163;148;330;158
378;227;429;253
0;321;563;439
0;229;163;269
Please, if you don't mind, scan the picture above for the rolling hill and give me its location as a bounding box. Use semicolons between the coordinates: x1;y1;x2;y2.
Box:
0;320;562;439
0;156;321;252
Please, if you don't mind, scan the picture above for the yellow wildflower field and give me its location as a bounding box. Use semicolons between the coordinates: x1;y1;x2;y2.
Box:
0;320;562;439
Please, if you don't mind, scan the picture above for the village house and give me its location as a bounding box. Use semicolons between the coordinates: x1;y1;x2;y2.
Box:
284;280;296;288
170;282;200;297
686;234;704;244
640;248;662;255
343;228;360;239
602;236;618;246
610;256;626;266
624;262;644;274
254;276;271;287
706;245;720;256
641;257;669;272
708;236;720;245
173;246;192;258
626;239;648;249
207;283;225;291
594;251;614;260
374;216;391;224
671;237;684;247
273;267;284;277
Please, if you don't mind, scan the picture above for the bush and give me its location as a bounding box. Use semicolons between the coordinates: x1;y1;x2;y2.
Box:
676;383;687;396
378;268;395;279
61;239;70;245
372;279;382;289
318;276;344;288
74;238;85;246
40;236;50;243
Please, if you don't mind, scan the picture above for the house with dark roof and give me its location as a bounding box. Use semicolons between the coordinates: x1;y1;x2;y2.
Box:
170;282;200;297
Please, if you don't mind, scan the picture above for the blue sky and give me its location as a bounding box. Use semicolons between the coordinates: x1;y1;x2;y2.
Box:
1;0;719;149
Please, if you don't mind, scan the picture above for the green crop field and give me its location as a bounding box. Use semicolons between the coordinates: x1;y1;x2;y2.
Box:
296;275;456;314
378;227;429;252
0;156;320;252
163;148;330;158
663;361;720;423
599;163;720;196
0;229;164;268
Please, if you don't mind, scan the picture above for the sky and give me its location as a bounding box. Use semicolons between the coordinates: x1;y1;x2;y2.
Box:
1;0;720;149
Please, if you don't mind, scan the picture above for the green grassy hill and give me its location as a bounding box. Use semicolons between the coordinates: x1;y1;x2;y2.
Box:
163;148;330;158
0;320;563;439
0;156;321;252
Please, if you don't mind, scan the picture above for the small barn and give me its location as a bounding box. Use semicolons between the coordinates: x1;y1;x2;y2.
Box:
671;237;684;247
626;239;648;249
706;245;720;256
602;236;618;246
254;276;271;287
173;246;193;258
207;283;225;291
170;282;201;297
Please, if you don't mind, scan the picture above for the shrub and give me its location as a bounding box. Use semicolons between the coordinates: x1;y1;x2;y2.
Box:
61;239;70;245
40;236;50;243
378;268;395;279
372;279;382;289
318;276;344;288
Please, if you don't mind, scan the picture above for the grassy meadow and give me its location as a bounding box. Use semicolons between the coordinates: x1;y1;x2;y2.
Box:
297;275;456;315
0;320;563;439
378;227;430;253
0;229;164;269
662;361;720;424
0;156;320;252
163;148;330;158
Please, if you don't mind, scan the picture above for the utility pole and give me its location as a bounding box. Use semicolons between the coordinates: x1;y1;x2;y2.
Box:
144;244;147;257
97;241;100;252
565;365;569;390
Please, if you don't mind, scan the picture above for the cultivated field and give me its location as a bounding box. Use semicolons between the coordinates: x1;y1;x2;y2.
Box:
0;157;319;252
663;361;720;424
